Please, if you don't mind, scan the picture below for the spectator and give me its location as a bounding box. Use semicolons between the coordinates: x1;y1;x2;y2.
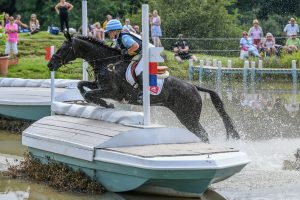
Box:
283;18;299;37
240;31;260;59
92;22;104;41
283;32;300;54
29;14;40;35
150;10;162;47
173;34;198;63
3;13;9;26
15;14;29;33
123;18;136;33
133;25;140;35
248;19;263;48
262;32;276;56
103;15;112;30
4;16;18;57
55;0;73;33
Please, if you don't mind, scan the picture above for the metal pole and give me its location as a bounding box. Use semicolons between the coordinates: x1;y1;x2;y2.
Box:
50;46;55;116
188;59;193;81
142;4;150;126
82;0;88;81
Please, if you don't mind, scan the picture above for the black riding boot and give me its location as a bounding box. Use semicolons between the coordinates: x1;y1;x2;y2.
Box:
136;73;143;104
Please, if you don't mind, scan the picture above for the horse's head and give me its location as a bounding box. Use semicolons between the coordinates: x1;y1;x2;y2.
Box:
48;32;76;71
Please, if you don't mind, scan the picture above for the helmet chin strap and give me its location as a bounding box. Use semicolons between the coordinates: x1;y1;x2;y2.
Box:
115;31;121;39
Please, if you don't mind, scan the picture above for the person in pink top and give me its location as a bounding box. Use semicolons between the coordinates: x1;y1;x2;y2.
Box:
5;16;18;56
248;19;263;48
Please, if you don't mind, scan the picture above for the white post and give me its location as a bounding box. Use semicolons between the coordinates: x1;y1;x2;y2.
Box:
251;61;255;69
206;59;211;66
188;59;193;81
227;60;232;68
243;60;249;83
50;45;55;116
200;60;204;68
142;4;150;126
292;60;297;83
199;60;204;83
82;0;88;81
258;60;263;69
251;61;255;82
213;59;217;68
244;60;249;69
217;60;222;80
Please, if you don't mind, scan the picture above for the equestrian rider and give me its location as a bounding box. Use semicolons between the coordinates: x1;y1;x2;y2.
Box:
105;19;143;103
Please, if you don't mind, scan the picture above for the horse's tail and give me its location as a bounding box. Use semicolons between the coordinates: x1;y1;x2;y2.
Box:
194;85;240;140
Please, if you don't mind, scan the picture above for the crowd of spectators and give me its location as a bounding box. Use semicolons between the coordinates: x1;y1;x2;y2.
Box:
240;17;300;59
1;12;42;57
3;4;300;64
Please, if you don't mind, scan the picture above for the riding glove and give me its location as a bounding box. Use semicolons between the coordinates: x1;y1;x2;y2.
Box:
121;49;128;56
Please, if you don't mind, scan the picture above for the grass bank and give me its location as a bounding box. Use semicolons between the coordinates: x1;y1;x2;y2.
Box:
1;31;300;79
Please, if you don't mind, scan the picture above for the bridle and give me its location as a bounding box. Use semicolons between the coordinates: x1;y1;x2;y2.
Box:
51;39;138;73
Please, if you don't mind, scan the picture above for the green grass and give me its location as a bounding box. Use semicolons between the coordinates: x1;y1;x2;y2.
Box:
1;31;300;79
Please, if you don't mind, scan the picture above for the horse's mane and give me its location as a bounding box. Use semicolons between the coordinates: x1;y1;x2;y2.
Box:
75;35;120;53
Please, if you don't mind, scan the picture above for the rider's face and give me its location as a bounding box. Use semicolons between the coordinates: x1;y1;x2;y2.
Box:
108;31;116;39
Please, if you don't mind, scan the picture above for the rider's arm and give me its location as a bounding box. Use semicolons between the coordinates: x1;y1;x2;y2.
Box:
128;42;139;55
122;34;139;55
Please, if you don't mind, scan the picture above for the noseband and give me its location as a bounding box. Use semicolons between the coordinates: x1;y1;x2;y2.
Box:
52;41;76;66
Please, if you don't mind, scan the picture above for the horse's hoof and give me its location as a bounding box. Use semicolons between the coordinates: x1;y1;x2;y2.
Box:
107;103;115;109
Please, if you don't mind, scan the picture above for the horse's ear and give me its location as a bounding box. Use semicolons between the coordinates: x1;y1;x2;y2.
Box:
64;31;72;42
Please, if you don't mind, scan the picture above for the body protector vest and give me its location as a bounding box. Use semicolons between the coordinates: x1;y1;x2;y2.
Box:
117;32;142;55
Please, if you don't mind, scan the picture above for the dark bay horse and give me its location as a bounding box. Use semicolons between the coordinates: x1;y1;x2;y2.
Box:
47;34;240;142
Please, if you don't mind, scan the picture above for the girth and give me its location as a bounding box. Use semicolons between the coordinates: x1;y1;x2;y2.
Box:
130;54;142;82
131;61;139;82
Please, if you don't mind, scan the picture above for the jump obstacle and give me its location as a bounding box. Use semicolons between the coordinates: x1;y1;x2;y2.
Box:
189;59;300;83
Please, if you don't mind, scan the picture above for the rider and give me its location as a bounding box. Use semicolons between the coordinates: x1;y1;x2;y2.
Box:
105;19;143;103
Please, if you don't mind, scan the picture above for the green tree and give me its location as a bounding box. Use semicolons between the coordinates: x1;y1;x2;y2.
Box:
146;0;242;52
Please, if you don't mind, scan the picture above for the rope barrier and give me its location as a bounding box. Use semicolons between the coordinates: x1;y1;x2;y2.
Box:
161;36;293;41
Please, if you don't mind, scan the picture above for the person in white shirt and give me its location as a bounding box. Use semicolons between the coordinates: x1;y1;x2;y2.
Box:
122;18;136;33
283;18;299;37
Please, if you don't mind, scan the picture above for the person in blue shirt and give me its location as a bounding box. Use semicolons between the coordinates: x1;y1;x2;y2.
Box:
105;19;143;103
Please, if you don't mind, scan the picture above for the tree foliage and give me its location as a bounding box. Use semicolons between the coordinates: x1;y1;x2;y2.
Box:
2;0;143;30
146;0;242;50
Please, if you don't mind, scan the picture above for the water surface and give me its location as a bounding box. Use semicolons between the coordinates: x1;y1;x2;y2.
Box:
1;80;300;199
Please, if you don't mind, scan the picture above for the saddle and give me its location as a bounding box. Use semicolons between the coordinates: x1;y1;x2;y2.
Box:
130;55;169;82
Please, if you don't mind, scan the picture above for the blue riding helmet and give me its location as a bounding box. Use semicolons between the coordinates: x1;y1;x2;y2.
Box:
105;19;122;33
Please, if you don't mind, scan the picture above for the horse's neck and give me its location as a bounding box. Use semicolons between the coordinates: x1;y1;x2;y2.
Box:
74;40;119;65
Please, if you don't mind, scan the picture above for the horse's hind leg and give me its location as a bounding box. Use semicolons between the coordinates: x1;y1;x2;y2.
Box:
186;121;209;143
170;106;209;142
195;86;240;140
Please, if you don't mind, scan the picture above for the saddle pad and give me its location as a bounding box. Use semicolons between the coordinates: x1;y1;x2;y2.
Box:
126;63;164;95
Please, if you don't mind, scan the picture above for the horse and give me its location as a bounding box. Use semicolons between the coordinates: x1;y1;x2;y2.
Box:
47;34;240;142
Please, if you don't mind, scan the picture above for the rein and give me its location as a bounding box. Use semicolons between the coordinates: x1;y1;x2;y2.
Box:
53;39;139;74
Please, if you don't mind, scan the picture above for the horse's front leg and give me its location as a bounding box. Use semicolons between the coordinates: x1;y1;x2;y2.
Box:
84;88;115;108
77;81;113;108
77;81;98;96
